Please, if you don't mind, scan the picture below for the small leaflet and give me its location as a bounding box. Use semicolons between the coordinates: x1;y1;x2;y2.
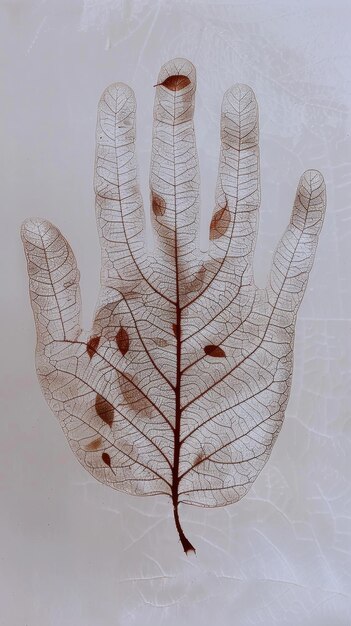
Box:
95;393;114;427
159;75;191;91
102;452;111;467
87;335;100;358
210;202;231;240
116;327;130;356
152;193;166;216
204;345;226;358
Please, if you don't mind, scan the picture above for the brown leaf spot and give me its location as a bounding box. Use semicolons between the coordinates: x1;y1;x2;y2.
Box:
153;337;168;348
87;335;100;358
95;394;114;427
120;290;139;301
158;75;191;91
172;323;178;337
204;345;226;358
194;451;205;465
210;201;231;240
152;192;166;216
120;380;154;418
84;437;102;451
184;266;206;295
116;327;129;356
102;452;111;467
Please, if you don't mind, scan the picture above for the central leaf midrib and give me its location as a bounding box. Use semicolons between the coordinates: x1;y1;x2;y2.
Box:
171;93;182;509
168;85;195;553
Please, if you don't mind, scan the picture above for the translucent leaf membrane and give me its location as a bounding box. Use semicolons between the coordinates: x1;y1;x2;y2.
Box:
21;58;326;554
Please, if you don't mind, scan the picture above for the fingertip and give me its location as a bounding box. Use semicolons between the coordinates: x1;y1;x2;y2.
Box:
100;81;135;100
20;218;69;260
223;83;257;103
153;59;196;125
155;57;196;92
98;83;136;119
21;217;52;245
298;170;326;212
221;83;259;147
300;169;325;191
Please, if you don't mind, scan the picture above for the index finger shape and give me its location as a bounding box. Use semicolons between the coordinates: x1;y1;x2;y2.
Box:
95;83;144;284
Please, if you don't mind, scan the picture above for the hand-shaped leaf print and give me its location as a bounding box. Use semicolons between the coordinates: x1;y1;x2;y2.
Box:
21;58;326;554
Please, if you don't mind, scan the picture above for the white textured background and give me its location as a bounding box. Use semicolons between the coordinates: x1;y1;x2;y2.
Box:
1;1;351;624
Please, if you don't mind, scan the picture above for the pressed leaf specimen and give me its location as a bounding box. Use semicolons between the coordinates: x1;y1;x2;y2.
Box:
21;58;326;554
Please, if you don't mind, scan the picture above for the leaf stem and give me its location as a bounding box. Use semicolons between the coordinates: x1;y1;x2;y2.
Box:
173;501;196;554
171;300;195;554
